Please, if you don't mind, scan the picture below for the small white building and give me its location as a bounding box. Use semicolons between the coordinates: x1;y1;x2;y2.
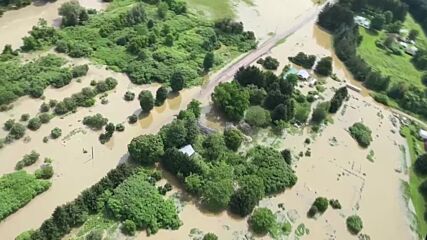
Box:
354;16;370;29
297;69;310;80
419;129;427;140
179;144;195;157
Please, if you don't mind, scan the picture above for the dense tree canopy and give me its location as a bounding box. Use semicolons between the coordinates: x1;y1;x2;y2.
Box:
212;82;249;121
128;134;164;165
249;208;276;234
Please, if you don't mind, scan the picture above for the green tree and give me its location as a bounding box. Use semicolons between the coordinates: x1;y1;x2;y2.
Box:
346;215;363;234
203;52;215;71
414;153;427;175
155;86;168;106
281;149;292;165
187;100;201;118
139;90;154;113
50;127;62;139
171;70;185;92
314;57;333;76
313;197;328;213
85;230;103;240
311;102;329;125
128;134;164;165
157;1;169;18
9;123;26;139
224;128;244;151
349;122;372;148
58;1;87;27
229;175;265;217
27;117;42;131
249;208;275;234
245;106;271;127
370;14;385;30
212;82;249;121
202;133;227;161
271;101;295;122
201;162;234;211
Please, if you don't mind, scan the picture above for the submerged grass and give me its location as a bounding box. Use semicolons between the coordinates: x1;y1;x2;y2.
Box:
401;124;427;237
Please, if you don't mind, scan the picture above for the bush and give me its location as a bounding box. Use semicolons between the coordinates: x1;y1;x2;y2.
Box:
156;86;168;105
40;102;50;113
419;179;427;199
27;117;42;131
139;90;154;113
224;128;244;151
9;123;26;139
128;114;138;124
20;114;30;122
313;197;328;213
121;219;136;236
50;127;62;139
257;56;279;70
203;233;218;240
4;119;15;131
35;165;54;179
311;102;329;124
346;215;363;234
115;123;125;132
288;52;316;69
281;149;292;165
124;91;135;101
39;113;52;124
85;230;103;240
71;64;89;78
245;106;271;127
329;199;342;209
83;114;108;130
349;122;372;148
128;134;164;165
372;93;389;106
249;208;276;234
15;151;40;170
415;154;427;176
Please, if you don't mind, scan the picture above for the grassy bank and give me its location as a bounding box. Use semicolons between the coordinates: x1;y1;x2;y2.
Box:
401;124;427;237
185;0;254;20
357;28;424;88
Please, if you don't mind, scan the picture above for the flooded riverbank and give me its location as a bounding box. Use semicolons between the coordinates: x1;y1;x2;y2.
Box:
0;0;107;50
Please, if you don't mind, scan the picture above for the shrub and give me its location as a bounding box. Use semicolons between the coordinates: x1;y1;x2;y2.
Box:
85;230;103;240
203;233;218;240
15;151;40;170
40;102;50;113
419;179;427;198
20;114;30;122
257;56;279;70
245;106;271;127
35;165;54;179
9;123;26;139
121;219;136;236
4;119;15;130
281;149;292;165
329;199;342;209
27;117;42;130
71;64;89;78
139;90;154;113
224;128;244;151
311;102;329;124
155;86;168;105
346;215;363;234
373;93;389;106
128;114;138;124
124;91;135;101
50;127;62;139
39;113;51;124
314;57;333;76
249;208;276;234
83;114;108;130
416;154;427;175
128;134;164;165
349;122;372;148
115;123;125;132
288;52;316;69
313;197;328;213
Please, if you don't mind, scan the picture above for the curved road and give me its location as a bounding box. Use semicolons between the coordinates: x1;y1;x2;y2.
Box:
198;5;323;99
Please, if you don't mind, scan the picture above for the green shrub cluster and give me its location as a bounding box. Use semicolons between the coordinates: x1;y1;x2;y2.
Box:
0;171;51;221
288;52;316;69
346;215;363;234
83;113;108;130
349;122;373;148
15;151;40;170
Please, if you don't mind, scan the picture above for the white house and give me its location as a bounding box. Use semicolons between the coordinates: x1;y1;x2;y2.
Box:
179;144;195;157
297;69;310;80
419;129;427;140
354;16;370;29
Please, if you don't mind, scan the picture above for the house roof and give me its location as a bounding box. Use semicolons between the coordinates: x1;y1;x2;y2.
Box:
179;144;195;156
297;69;310;79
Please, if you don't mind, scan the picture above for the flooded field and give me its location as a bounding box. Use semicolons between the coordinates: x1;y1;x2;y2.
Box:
0;0;417;239
0;0;107;50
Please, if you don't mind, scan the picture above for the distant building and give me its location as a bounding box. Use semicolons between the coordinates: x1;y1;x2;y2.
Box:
354;16;370;29
179;144;196;157
297;69;310;80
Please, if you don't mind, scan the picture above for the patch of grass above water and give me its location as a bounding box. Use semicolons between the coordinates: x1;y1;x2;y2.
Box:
401;124;427;237
185;0;254;20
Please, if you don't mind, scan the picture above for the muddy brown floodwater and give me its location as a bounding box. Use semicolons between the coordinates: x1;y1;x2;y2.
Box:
0;0;416;239
0;0;107;50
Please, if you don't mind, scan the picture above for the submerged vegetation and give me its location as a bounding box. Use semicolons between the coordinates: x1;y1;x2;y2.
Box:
0;171;51;221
